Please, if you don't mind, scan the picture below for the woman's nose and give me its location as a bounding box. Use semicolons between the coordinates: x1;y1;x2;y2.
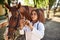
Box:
31;14;35;17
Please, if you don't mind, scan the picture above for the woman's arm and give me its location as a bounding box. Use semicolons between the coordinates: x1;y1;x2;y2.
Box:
31;22;45;39
25;20;45;39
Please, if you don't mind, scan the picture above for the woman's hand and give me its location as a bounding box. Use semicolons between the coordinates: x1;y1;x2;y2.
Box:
19;19;25;30
25;20;33;30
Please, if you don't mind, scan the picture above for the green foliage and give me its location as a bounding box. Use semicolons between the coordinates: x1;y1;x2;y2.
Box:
37;0;49;8
49;0;56;9
7;0;11;5
24;0;34;6
24;0;49;8
0;0;5;5
24;0;29;5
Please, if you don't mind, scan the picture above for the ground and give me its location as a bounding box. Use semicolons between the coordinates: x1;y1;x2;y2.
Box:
42;12;60;40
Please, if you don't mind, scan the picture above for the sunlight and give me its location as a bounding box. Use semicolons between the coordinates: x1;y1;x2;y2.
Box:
52;17;60;22
18;0;34;5
18;0;24;5
29;0;34;4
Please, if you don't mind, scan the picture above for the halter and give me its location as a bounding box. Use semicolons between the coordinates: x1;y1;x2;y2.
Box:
8;9;21;40
14;9;21;30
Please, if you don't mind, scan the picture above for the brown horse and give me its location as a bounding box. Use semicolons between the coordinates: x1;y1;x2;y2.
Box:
5;3;22;40
5;3;45;40
19;5;45;23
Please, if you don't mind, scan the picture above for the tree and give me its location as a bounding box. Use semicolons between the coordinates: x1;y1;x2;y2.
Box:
47;0;56;18
0;0;5;5
49;0;56;10
24;0;49;8
33;0;39;7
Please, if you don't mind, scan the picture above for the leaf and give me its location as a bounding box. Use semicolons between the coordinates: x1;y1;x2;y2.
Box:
0;0;5;5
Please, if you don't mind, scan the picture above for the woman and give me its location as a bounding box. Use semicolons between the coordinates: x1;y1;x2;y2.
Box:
19;9;45;40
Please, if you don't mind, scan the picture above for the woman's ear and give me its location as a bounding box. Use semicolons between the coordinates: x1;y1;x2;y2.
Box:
5;3;10;9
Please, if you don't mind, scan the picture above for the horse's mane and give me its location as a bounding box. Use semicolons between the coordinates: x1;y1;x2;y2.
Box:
20;6;45;23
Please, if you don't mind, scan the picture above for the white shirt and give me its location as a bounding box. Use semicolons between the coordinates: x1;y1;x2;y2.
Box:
4;21;45;40
20;21;45;40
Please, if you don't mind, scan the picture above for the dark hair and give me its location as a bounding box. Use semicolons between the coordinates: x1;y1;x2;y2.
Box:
30;9;45;23
30;9;40;21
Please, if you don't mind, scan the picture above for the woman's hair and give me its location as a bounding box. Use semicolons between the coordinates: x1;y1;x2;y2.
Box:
30;9;45;23
30;9;40;21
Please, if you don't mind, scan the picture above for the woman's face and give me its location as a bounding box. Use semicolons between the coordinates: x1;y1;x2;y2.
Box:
31;11;38;21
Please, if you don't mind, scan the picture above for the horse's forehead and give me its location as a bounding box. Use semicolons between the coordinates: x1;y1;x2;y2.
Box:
12;7;17;9
10;7;18;11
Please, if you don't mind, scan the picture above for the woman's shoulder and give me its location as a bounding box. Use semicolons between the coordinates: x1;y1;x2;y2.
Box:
37;21;45;27
37;21;44;25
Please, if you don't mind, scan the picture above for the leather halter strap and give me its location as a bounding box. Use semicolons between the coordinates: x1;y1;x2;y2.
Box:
14;9;21;30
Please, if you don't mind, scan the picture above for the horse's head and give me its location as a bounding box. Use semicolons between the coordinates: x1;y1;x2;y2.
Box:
5;3;22;29
5;3;21;18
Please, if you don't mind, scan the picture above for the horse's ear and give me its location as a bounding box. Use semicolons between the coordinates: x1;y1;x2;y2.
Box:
17;2;21;9
5;3;10;9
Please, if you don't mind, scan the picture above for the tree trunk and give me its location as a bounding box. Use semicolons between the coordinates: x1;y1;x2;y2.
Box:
46;4;50;19
34;4;37;8
33;0;37;8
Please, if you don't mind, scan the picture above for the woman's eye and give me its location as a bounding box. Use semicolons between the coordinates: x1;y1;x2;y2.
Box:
34;13;37;15
32;13;37;15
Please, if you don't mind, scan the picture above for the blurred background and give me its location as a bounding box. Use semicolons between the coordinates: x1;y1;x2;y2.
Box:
0;0;60;40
